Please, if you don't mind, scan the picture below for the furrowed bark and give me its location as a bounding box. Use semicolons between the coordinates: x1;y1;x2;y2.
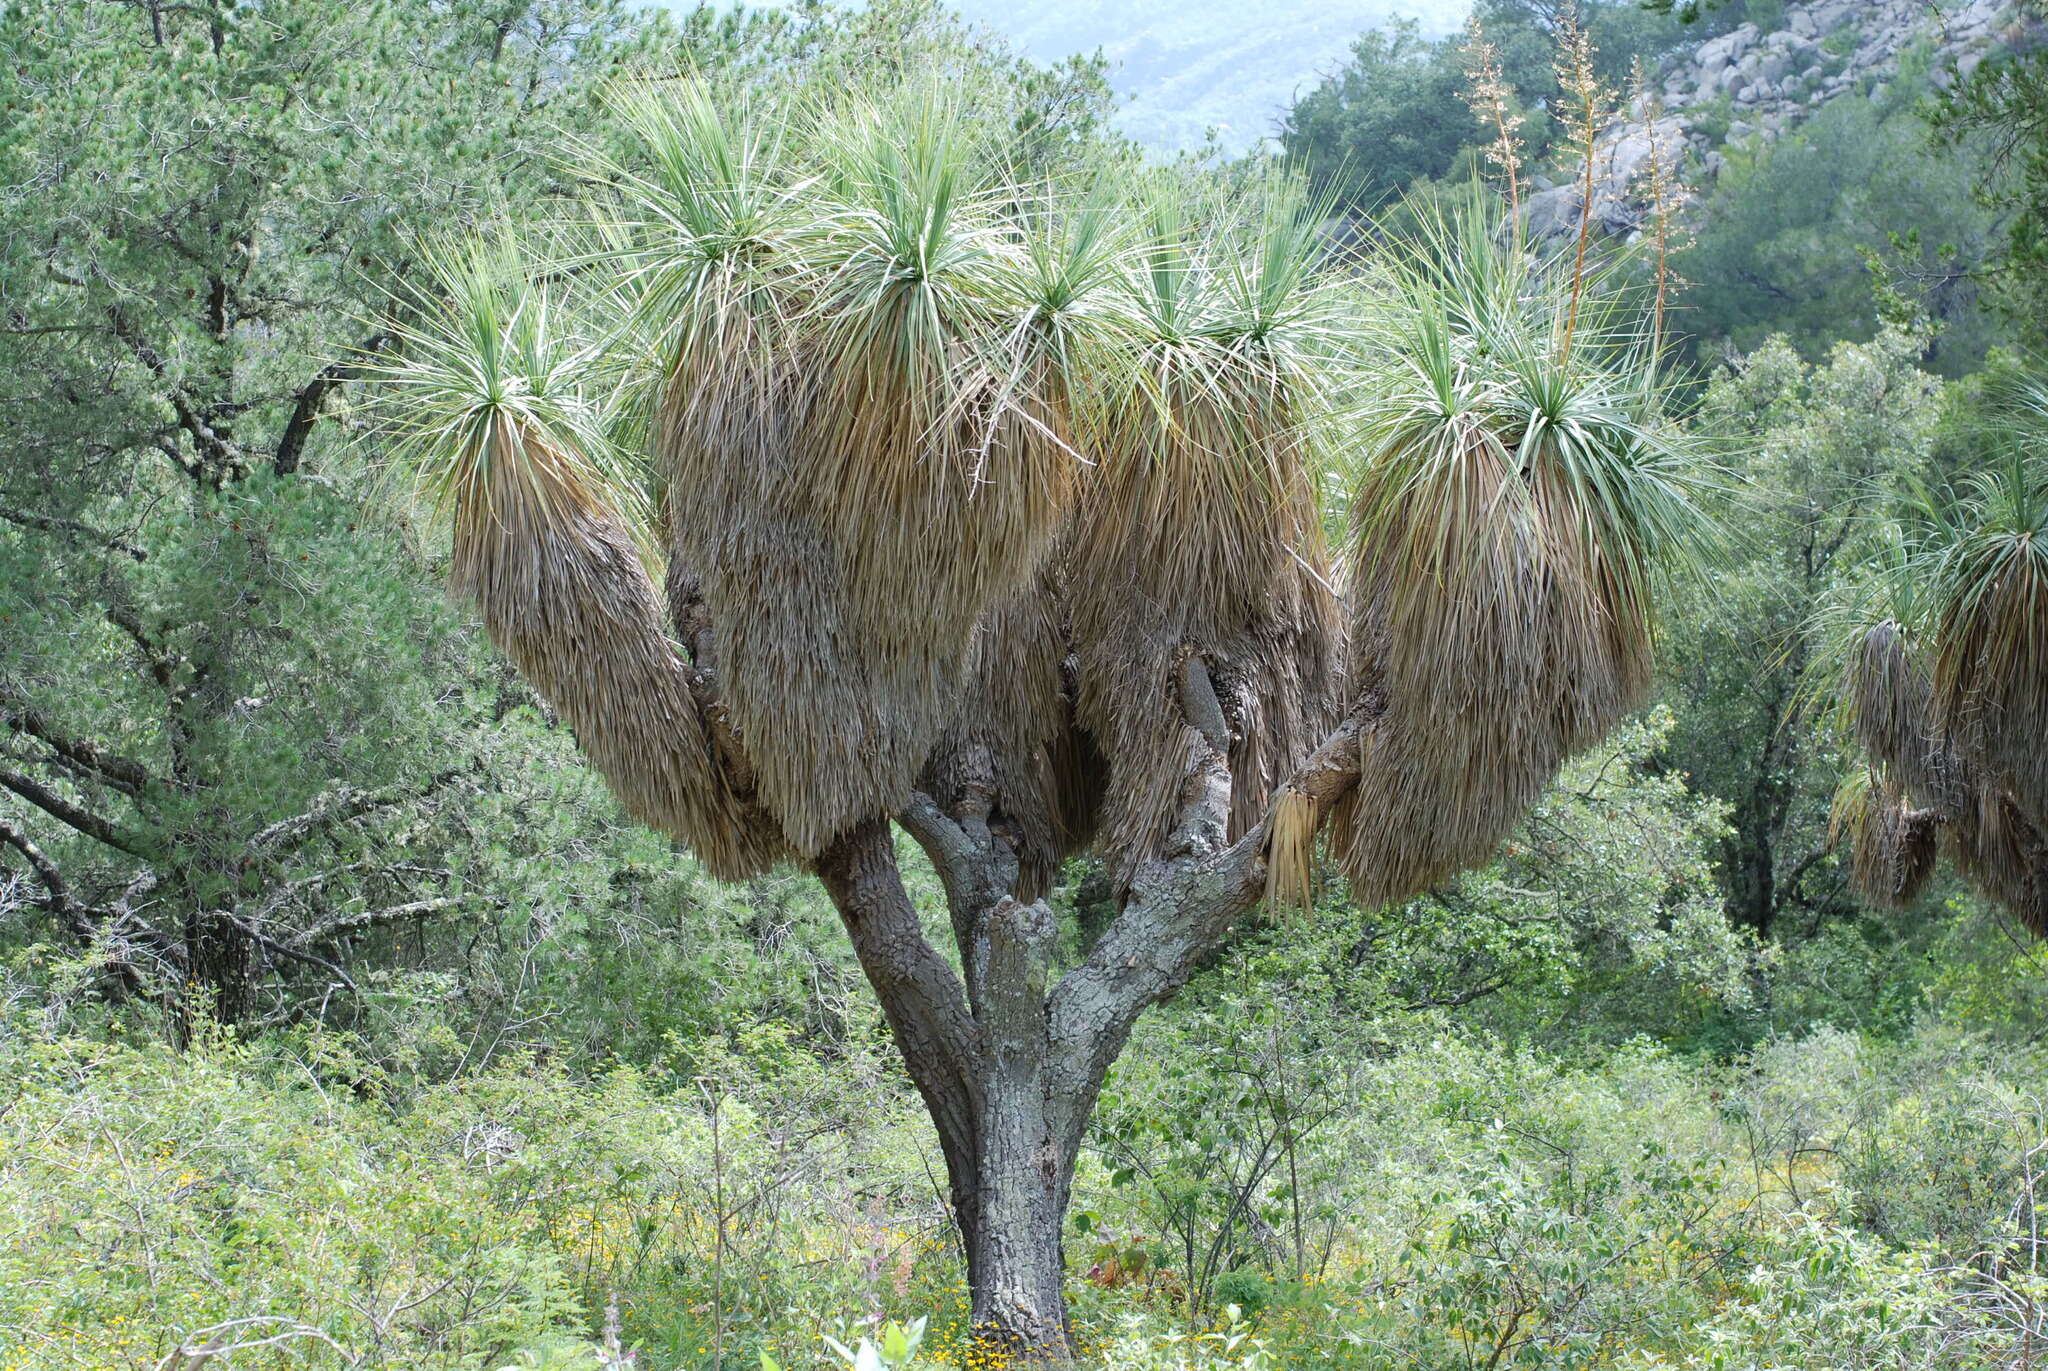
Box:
817;710;1363;1362
972;894;1072;1353
813;820;984;1194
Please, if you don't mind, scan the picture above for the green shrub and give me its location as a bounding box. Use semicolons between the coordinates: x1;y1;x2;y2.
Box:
0;1017;946;1370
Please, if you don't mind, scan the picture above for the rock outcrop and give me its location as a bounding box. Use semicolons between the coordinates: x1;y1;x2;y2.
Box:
1521;0;2037;244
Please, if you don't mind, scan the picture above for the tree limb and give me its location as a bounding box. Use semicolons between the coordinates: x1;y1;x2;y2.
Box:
0;815;166;996
813;820;984;1153
292;897;461;948
0;768;149;857
1178;655;1232;756
0;505;147;561
273;333;394;476
109;309;247;484
0;811;95;940
245;768;463;856
220;912;362;993
1044;716;1362;1143
102;602;184;692
900;790;979;894
0;693;153;795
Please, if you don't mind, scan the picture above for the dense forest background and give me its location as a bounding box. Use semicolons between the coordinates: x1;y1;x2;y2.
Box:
4;0;2048;1367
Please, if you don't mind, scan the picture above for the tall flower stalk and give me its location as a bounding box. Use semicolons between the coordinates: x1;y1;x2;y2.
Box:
1555;3;1608;364
1632;58;1689;361
1462;16;1524;219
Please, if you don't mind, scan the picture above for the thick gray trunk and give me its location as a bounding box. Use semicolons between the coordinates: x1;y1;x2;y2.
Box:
811;726;1366;1362
963;895;1075;1354
818;813;1092;1360
958;1032;1077;1354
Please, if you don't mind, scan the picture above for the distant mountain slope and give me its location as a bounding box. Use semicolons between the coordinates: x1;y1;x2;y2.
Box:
943;0;1469;152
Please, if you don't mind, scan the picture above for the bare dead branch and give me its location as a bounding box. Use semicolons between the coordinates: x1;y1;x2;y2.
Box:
219;911;361;992
293;897;461;948
245;767;463;856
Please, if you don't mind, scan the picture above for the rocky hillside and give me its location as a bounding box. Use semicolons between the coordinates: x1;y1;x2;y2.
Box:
1525;0;2035;243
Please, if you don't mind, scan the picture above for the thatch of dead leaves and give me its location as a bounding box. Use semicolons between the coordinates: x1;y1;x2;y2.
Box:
1847;617;1957;809
1833;447;2048;934
1065;175;1343;893
1925;455;2048;820
919;560;1105;901
381;139;1729;917
373;242;784;879
1325;208;1711;909
1829;770;1939;911
597;85;1111;858
910;198;1127;898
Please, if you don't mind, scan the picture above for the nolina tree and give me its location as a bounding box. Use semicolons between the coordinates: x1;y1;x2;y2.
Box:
376;85;1713;1357
1833;392;2048;931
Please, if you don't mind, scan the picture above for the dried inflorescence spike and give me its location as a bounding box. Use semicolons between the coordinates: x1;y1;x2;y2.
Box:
1554;2;1611;364
1461;17;1524;217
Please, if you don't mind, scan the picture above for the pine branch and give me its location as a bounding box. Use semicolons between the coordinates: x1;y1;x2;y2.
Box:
0;693;153;795
0;505;148;561
0;769;149;857
109;309;248;485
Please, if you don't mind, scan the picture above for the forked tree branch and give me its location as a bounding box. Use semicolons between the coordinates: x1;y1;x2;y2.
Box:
0;811;96;941
1044;716;1363;1141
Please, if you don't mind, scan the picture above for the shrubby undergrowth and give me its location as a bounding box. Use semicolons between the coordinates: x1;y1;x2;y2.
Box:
4;975;2045;1368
